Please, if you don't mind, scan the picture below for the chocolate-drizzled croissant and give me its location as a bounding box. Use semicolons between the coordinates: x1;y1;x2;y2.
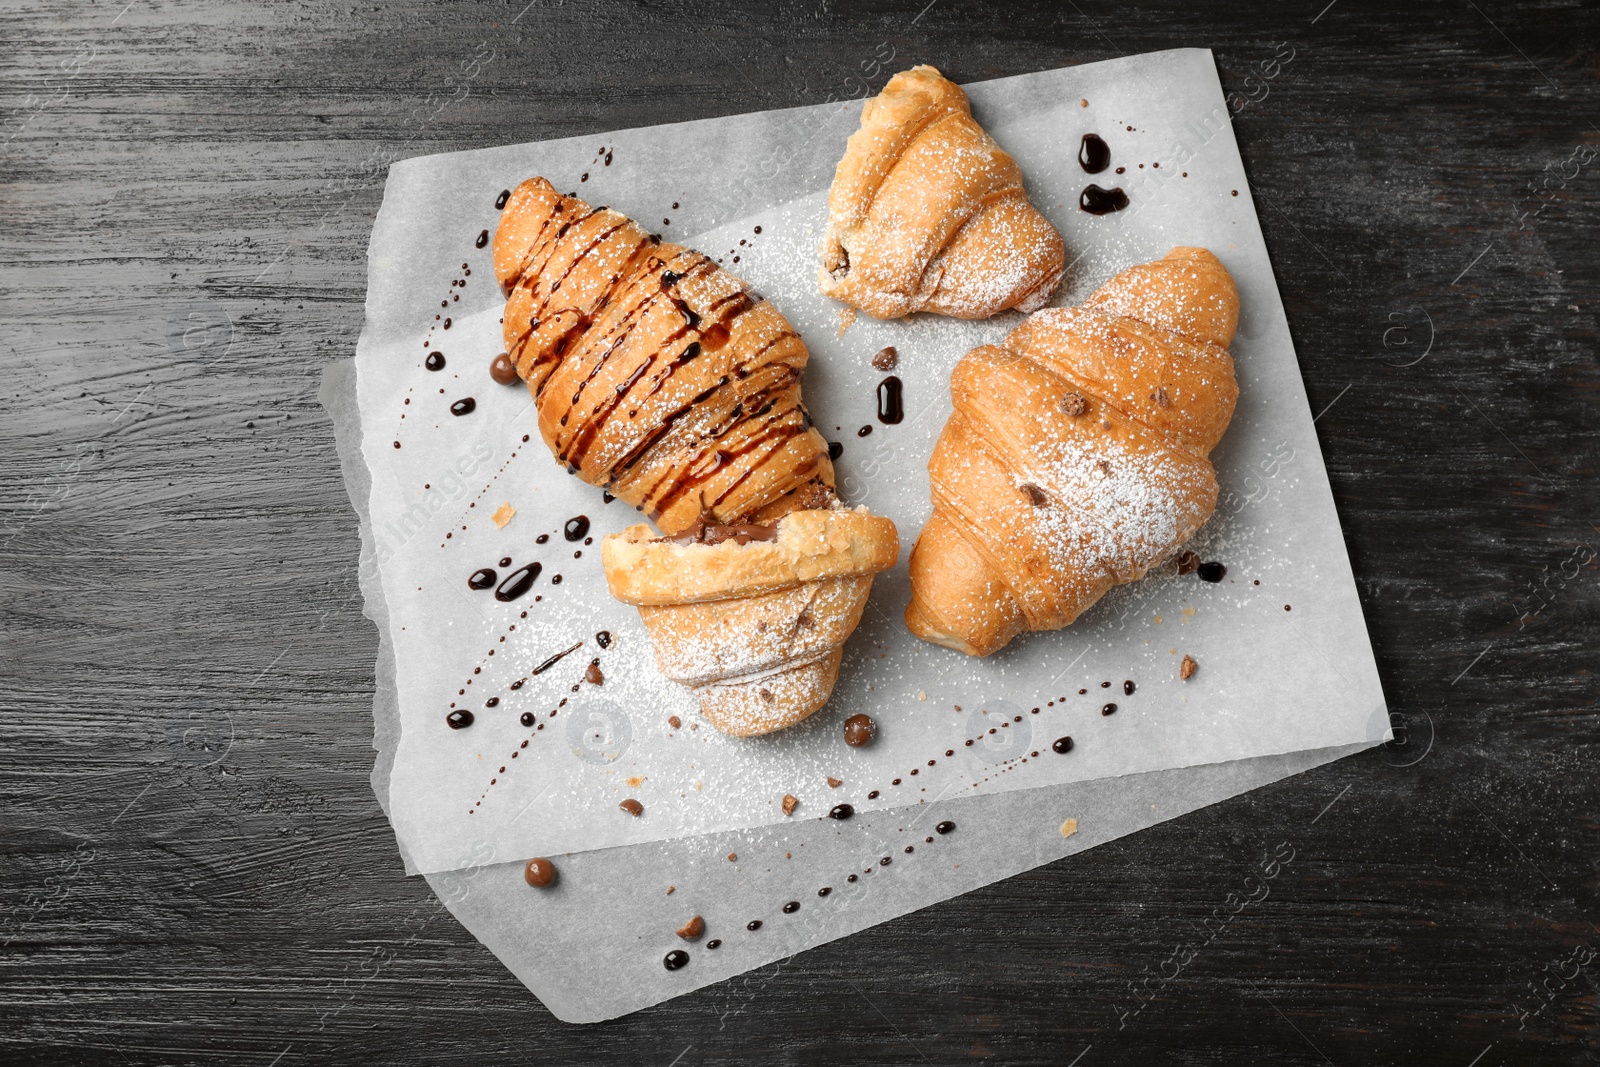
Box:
493;177;834;535
906;248;1240;656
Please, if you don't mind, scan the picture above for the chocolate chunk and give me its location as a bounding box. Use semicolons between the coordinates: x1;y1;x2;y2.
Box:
523;857;556;888
585;660;604;685
490;352;519;385
842;714;876;747
1020;482;1049;507
727;852;737;862
782;794;798;816
1060;392;1088;416
676;915;705;941
871;346;898;371
1180;654;1198;680
619;798;643;817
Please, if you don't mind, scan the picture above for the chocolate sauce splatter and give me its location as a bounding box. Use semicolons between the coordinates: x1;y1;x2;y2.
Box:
564;515;591;541
468;568;497;590
450;397;477;416
877;376;904;424
475;229;489;249
425;351;446;371
495;189;510;210
1079;184;1130;215
663;949;689;971
1079;133;1111;173
494;562;542;602
446;709;474;729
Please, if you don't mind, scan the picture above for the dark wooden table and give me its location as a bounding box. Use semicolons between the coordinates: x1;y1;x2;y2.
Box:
3;1;1596;1063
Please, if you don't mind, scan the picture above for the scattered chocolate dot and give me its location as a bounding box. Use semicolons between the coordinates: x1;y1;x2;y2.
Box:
663;949;689;971
782;901;800;914
1123;680;1136;696
843;714;876;747
446;709;474;729
935;821;955;835
619;798;643;817
450;397;476;416
1180;654;1198;680
676;915;704;941
1052;736;1074;754
879;856;892;866
425;351;446;371
1101;681;1111;688
1102;703;1117;716
829;804;854;820
1197;561;1227;583
857;425;873;437
595;630;613;649
468;568;496;590
818;887;831;897
847;874;858;883
520;712;535;727
747;920;762;931
490;352;518;385
667;715;682;729
871;346;898;371
867;790;880;799
495;189;511;209
523;857;556;887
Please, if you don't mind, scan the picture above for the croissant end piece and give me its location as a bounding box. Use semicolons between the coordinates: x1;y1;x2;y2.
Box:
906;247;1241;656
603;509;899;737
493;177;834;536
818;65;1066;321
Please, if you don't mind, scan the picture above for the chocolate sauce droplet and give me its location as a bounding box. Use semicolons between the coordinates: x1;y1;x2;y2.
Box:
495;189;511;210
818;887;831;897
446;709;474;729
494;562;542;602
450;397;476;416
706;939;721;950
468;568;497;590
1079;132;1111;174
564;515;591;541
498;557;512;568
1079;184;1130;215
1197;561;1227;582
747;920;762;931
782;901;800;914
828;804;854;820
1123;679;1136;696
425;351;446;371
536;533;549;544
857;425;873;437
1052;736;1074;754
828;441;843;461
475;229;489;249
1102;703;1118;716
663;949;689;971
935;821;955;834
485;697;500;708
876;376;904;424
520;711;535;727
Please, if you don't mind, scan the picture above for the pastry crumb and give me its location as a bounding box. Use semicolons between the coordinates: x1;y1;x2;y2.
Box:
625;775;646;787
916;691;927;701
1059;392;1087;416
727;852;737;862
1060;817;1079;839
1180;654;1198;680
676;915;705;941
827;776;842;788
836;306;857;336
491;502;516;527
667;715;681;729
667;885;674;895
782;793;798;816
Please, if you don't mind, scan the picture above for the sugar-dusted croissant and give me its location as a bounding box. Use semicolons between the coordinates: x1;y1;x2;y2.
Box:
493;177;833;535
603;509;899;736
818;65;1065;320
905;247;1240;656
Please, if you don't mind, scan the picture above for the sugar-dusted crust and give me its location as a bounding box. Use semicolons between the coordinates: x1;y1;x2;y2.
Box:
906;247;1241;656
601;507;899;607
818;65;1065;321
602;507;899;737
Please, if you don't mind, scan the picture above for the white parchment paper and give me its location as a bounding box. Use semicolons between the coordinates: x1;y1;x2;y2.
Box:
353;49;1387;879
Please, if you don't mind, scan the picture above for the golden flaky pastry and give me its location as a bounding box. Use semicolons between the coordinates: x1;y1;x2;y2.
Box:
818;65;1065;320
906;247;1240;656
603;508;899;737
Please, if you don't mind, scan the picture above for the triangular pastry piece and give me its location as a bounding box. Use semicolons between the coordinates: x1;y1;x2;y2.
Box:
818;65;1066;320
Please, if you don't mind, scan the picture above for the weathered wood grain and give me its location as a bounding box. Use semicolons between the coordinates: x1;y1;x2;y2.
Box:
1;0;1596;1063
